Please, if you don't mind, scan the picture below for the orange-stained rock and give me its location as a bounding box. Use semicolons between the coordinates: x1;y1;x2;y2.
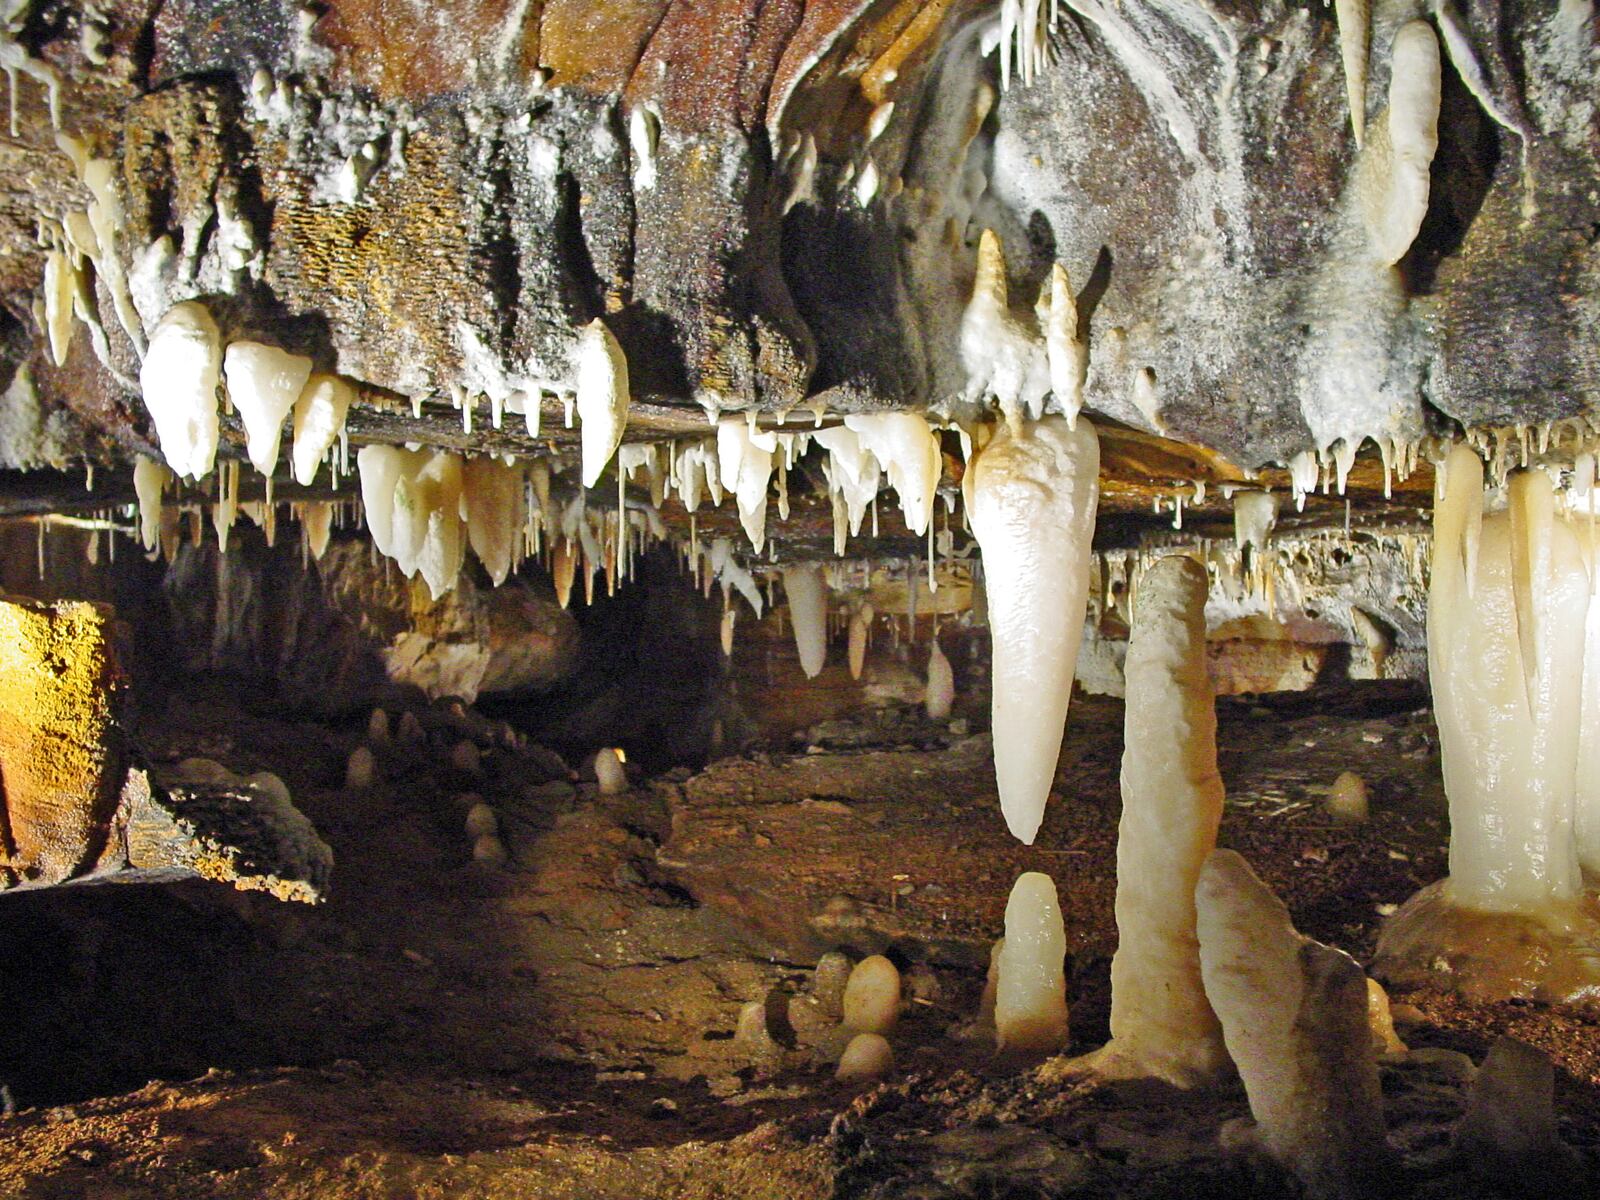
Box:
0;595;128;887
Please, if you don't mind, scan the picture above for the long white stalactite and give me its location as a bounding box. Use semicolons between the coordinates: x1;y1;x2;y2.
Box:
963;416;1100;844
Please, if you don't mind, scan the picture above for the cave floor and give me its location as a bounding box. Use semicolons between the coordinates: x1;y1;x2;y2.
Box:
2;680;1599;1198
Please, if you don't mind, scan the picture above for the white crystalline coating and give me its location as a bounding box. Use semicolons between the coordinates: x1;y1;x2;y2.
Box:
140;302;222;479
300;500;333;560
595;747;628;795
1131;368;1164;433
836;1033;894;1083
960;230;1049;432
995;871;1070;1053
628;103;658;192
842;413;941;536
43;248;73;367
1195;849;1394;1196
782;564;828;678
576;318;629;488
1043;263;1085;428
463;456;525;586
963;416;1100;844
223;341;313;476
1100;556;1229;1086
132;456;167;551
1233;490;1278;553
925;636;955;720
716;417;776;551
1335;0;1369;148
842;955;901;1034
1431;449;1588;910
1357;21;1441;266
290;373;354;486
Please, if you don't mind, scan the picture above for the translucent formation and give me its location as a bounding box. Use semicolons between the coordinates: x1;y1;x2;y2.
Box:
357;445;467;599
963;416;1100;843
1094;556;1229;1086
463;456;524;587
1357;21;1441;266
994;871;1070;1054
132;456;166;552
716;417;776;551
1196;849;1394;1199
841;412;940;536
842;955;901;1035
1453;1038;1581;1188
140;302;221;479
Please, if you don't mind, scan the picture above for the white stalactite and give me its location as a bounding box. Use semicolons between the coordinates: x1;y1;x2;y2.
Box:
223;341;313;477
783;563;828;679
140;302;222;480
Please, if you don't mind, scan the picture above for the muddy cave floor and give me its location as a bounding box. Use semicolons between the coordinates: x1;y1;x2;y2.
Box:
3;682;1600;1198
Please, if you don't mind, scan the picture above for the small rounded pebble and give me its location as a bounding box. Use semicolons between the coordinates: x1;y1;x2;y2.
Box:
1325;771;1369;822
843;955;901;1035
812;951;853;1020
594;748;628;795
836;1033;894;1083
472;834;508;866
464;802;498;838
344;745;375;790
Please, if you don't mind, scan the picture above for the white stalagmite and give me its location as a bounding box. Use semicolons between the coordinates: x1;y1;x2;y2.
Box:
290;373;354;486
1357;21;1441;266
576;318;629;488
842;955;901;1035
842;413;941;536
1430;448;1587;911
925;636;954;720
994;871;1070;1054
1195;849;1394;1198
463;456;524;586
782;564;828;679
1096;556;1229;1086
140;302;222;479
848;603;872;679
963;416;1100;844
836;1033;894;1083
223;341;313;476
132;456;167;552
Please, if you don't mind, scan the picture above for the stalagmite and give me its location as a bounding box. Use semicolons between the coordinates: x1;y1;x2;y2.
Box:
223;342;313;476
963;416;1099;844
140;302;222;479
1325;771;1369;822
576;318;629;488
1375;448;1600;1003
344;744;374;790
132;456;166;552
290;374;353;486
594;747;628;795
1364;978;1405;1057
1090;556;1229;1086
1357;21;1441;266
847;604;872;679
1453;1038;1580;1188
782;564;828;679
924;636;954;720
813;952;852;1020
842;413;940;536
842;955;901;1035
1196;849;1394;1199
836;1033;894;1083
995;871;1069;1054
